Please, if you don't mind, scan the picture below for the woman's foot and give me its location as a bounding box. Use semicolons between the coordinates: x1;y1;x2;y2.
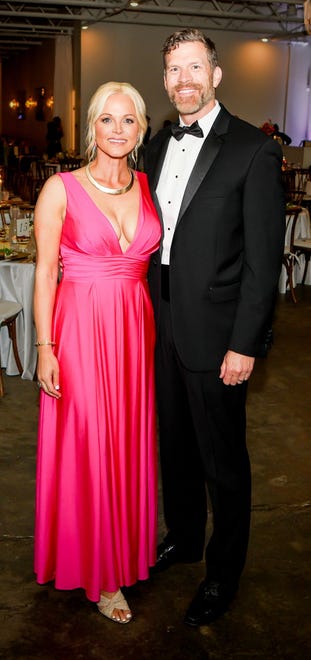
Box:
97;589;132;624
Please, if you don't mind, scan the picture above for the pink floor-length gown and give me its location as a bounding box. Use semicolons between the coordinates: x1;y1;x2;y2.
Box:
34;171;161;602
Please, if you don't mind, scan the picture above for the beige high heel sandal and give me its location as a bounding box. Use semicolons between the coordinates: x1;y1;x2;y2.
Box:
97;589;132;624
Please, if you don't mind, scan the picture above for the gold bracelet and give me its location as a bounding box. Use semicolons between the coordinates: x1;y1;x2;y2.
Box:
34;340;56;347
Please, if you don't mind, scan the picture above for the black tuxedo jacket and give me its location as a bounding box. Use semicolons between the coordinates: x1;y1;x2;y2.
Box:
145;104;285;371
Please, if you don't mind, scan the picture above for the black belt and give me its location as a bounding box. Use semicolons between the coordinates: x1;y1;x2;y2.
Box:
161;265;170;301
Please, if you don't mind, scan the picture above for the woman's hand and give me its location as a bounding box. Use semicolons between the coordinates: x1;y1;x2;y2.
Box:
37;348;61;399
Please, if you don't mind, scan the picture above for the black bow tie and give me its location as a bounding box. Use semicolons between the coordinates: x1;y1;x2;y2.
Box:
171;120;204;141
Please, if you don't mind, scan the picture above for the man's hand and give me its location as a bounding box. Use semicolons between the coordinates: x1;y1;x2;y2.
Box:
220;350;255;386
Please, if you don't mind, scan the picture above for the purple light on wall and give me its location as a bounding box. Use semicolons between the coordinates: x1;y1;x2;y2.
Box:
284;43;311;145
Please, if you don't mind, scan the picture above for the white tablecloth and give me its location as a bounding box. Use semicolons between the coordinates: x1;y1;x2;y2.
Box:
0;261;36;379
279;208;311;293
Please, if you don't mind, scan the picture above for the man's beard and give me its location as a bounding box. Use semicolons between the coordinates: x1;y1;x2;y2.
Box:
169;84;213;116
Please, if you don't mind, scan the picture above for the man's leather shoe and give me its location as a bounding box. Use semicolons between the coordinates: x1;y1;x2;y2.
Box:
153;540;202;572
184;580;238;627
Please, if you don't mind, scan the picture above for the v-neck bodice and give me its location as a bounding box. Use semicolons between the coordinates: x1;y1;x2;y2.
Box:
57;170;161;280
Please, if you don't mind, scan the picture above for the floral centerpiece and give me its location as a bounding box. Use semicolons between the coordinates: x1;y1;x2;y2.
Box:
259;120;275;136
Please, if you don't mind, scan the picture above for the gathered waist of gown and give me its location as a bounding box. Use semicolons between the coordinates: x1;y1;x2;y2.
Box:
61;253;149;282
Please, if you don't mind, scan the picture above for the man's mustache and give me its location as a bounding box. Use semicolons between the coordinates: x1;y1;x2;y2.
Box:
174;84;201;93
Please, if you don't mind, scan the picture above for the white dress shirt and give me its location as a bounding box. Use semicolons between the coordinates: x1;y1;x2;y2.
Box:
156;101;221;265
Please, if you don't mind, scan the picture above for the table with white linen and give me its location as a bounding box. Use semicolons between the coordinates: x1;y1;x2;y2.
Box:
279;207;311;293
0;261;36;379
302;195;311;213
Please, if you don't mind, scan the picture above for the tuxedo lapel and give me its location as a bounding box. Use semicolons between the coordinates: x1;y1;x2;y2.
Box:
177;131;221;222
146;105;231;230
177;105;231;223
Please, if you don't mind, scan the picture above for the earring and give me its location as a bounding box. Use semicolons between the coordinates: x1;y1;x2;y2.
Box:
90;142;97;161
129;141;140;169
132;144;139;168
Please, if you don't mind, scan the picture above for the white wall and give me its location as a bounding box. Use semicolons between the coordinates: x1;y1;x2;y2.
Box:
80;23;310;152
285;42;311;146
81;23;173;149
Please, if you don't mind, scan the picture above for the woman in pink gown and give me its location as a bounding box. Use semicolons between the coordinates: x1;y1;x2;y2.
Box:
33;82;161;623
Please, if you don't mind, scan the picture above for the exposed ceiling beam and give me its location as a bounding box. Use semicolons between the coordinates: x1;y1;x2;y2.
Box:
0;22;72;33
0;1;308;60
0;8;304;24
2;0;305;6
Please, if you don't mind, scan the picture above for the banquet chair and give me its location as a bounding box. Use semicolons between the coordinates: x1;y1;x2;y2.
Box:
282;207;302;303
282;169;296;196
0;205;11;237
295;168;309;192
287;189;305;206
60;158;83;171
291;212;311;287
0;216;5;239
43;163;59;179
29;161;45;204
282;170;305;206
0;300;23;396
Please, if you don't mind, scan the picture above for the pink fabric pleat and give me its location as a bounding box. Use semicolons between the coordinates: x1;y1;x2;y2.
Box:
34;171;161;602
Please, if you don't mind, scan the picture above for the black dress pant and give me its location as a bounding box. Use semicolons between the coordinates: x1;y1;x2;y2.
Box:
156;297;251;586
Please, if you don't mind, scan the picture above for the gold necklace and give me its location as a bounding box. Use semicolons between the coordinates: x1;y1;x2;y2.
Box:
85;164;134;195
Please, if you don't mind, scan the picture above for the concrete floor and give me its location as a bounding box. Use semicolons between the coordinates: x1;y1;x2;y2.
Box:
1;286;311;659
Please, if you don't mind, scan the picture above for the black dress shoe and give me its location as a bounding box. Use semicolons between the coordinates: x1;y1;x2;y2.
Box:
184;580;238;627
153;540;202;572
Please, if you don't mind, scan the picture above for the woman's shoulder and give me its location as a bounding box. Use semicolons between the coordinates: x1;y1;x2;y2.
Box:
57;168;85;187
35;172;66;214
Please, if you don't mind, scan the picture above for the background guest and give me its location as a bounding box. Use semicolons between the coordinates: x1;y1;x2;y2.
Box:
46;116;64;158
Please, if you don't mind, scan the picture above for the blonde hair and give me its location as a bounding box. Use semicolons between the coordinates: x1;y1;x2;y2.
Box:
85;81;147;164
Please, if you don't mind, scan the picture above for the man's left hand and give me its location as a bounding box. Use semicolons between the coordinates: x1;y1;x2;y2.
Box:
219;350;255;386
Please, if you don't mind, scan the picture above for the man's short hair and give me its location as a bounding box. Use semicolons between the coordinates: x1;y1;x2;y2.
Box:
162;28;219;70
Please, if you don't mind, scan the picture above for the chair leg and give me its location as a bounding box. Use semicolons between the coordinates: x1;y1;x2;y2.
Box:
288;263;297;303
6;316;23;374
300;254;310;286
283;256;297;303
0;368;4;397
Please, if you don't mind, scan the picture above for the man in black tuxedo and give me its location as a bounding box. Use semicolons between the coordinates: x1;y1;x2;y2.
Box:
144;28;285;627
